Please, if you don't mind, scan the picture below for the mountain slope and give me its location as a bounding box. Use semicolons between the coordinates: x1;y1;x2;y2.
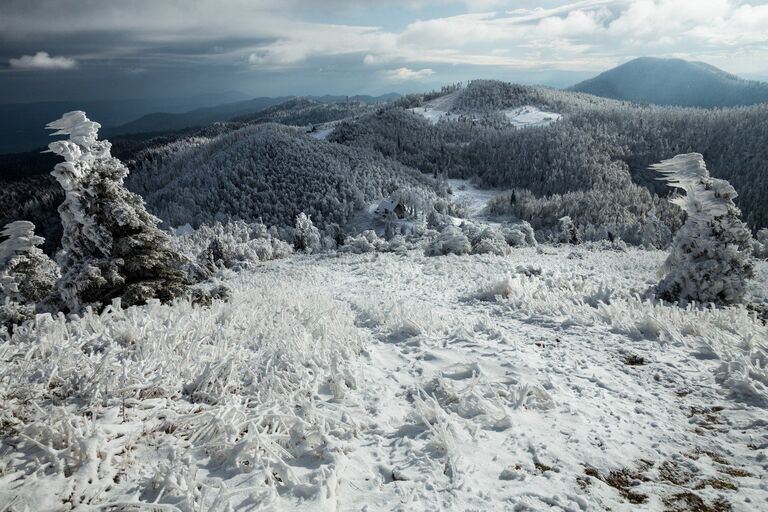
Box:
570;57;768;107
106;94;400;138
331;80;768;233
126;123;443;230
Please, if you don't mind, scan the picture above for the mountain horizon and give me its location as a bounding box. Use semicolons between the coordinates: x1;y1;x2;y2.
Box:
569;56;768;107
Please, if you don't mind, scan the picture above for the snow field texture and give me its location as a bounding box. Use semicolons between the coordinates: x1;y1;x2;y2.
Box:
1;246;766;510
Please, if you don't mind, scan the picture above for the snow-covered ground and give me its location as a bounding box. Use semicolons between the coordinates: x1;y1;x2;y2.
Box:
407;106;462;125
308;126;335;140
409;91;560;129
448;178;509;221
504;106;562;128
1;245;766;511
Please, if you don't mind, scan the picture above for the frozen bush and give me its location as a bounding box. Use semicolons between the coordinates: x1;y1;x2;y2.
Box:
340;230;388;254
501;222;537;247
653;153;754;305
425;226;472;256
0;221;58;305
472;237;510;256
457;222;504;255
0;221;59;329
556;216;580;244
386;234;409;253
753;228;768;259
46;111;188;312
294;212;322;254
170;220;293;273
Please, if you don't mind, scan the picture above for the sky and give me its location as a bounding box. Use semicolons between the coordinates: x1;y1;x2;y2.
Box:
2;0;768;104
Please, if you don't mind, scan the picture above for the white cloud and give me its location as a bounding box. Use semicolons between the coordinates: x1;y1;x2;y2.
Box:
384;67;436;80
4;1;768;76
9;51;77;70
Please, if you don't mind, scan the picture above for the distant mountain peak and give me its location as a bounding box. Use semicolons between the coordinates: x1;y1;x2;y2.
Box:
569;57;768;107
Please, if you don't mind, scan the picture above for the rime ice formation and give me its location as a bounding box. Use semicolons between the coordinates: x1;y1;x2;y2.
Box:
653;153;753;304
45;111;188;311
294;212;322;254
0;221;45;266
0;221;58;328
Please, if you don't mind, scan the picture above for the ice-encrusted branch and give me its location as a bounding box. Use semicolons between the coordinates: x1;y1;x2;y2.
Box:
0;221;44;267
651;153;737;222
46;111;101;153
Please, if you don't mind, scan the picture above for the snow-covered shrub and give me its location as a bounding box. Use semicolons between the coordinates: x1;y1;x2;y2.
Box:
425;226;472;256
471;235;510;256
753;228;768;259
653;153;753;305
340;230;389;254
170;221;292;274
293;212;322;254
501;222;537;247
386;234;409;253
0;221;59;328
0;266;367;509
0;221;58;305
457;222;502;256
556;216;580;244
46;111;189;312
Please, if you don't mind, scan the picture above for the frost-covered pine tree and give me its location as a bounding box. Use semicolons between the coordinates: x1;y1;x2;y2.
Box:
652;153;753;305
556;216;580;244
753;228;768;259
0;221;59;327
46;111;188;311
293;212;322;254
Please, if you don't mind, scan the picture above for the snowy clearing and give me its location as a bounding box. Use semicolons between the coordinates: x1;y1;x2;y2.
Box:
408;91;560;129
407;106;461;125
448;178;509;221
308;127;335;140
504;106;562;128
1;246;766;511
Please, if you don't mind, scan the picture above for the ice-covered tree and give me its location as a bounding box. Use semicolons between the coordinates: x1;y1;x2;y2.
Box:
753;228;768;259
293;212;322;254
556;216;580;244
652;153;753;305
46;111;188;311
0;221;59;327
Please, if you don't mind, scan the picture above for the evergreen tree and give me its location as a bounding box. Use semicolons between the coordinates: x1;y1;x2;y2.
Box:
46;111;188;311
556;216;580;244
652;153;753;305
0;221;58;328
293;212;322;254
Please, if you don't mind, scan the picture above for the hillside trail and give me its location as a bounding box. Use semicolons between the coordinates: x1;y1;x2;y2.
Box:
271;250;765;511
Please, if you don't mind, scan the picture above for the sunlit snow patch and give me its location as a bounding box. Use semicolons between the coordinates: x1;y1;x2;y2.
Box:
408;107;461;125
504;106;561;128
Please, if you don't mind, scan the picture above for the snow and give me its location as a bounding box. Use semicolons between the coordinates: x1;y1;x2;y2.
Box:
503;106;562;128
408;91;560;129
408;106;462;125
1;244;766;510
308;127;335;140
447;178;509;221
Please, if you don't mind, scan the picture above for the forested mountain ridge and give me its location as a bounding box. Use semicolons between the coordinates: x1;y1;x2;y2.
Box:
570;57;768;107
126;123;446;231
330;80;768;238
3;79;768;254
